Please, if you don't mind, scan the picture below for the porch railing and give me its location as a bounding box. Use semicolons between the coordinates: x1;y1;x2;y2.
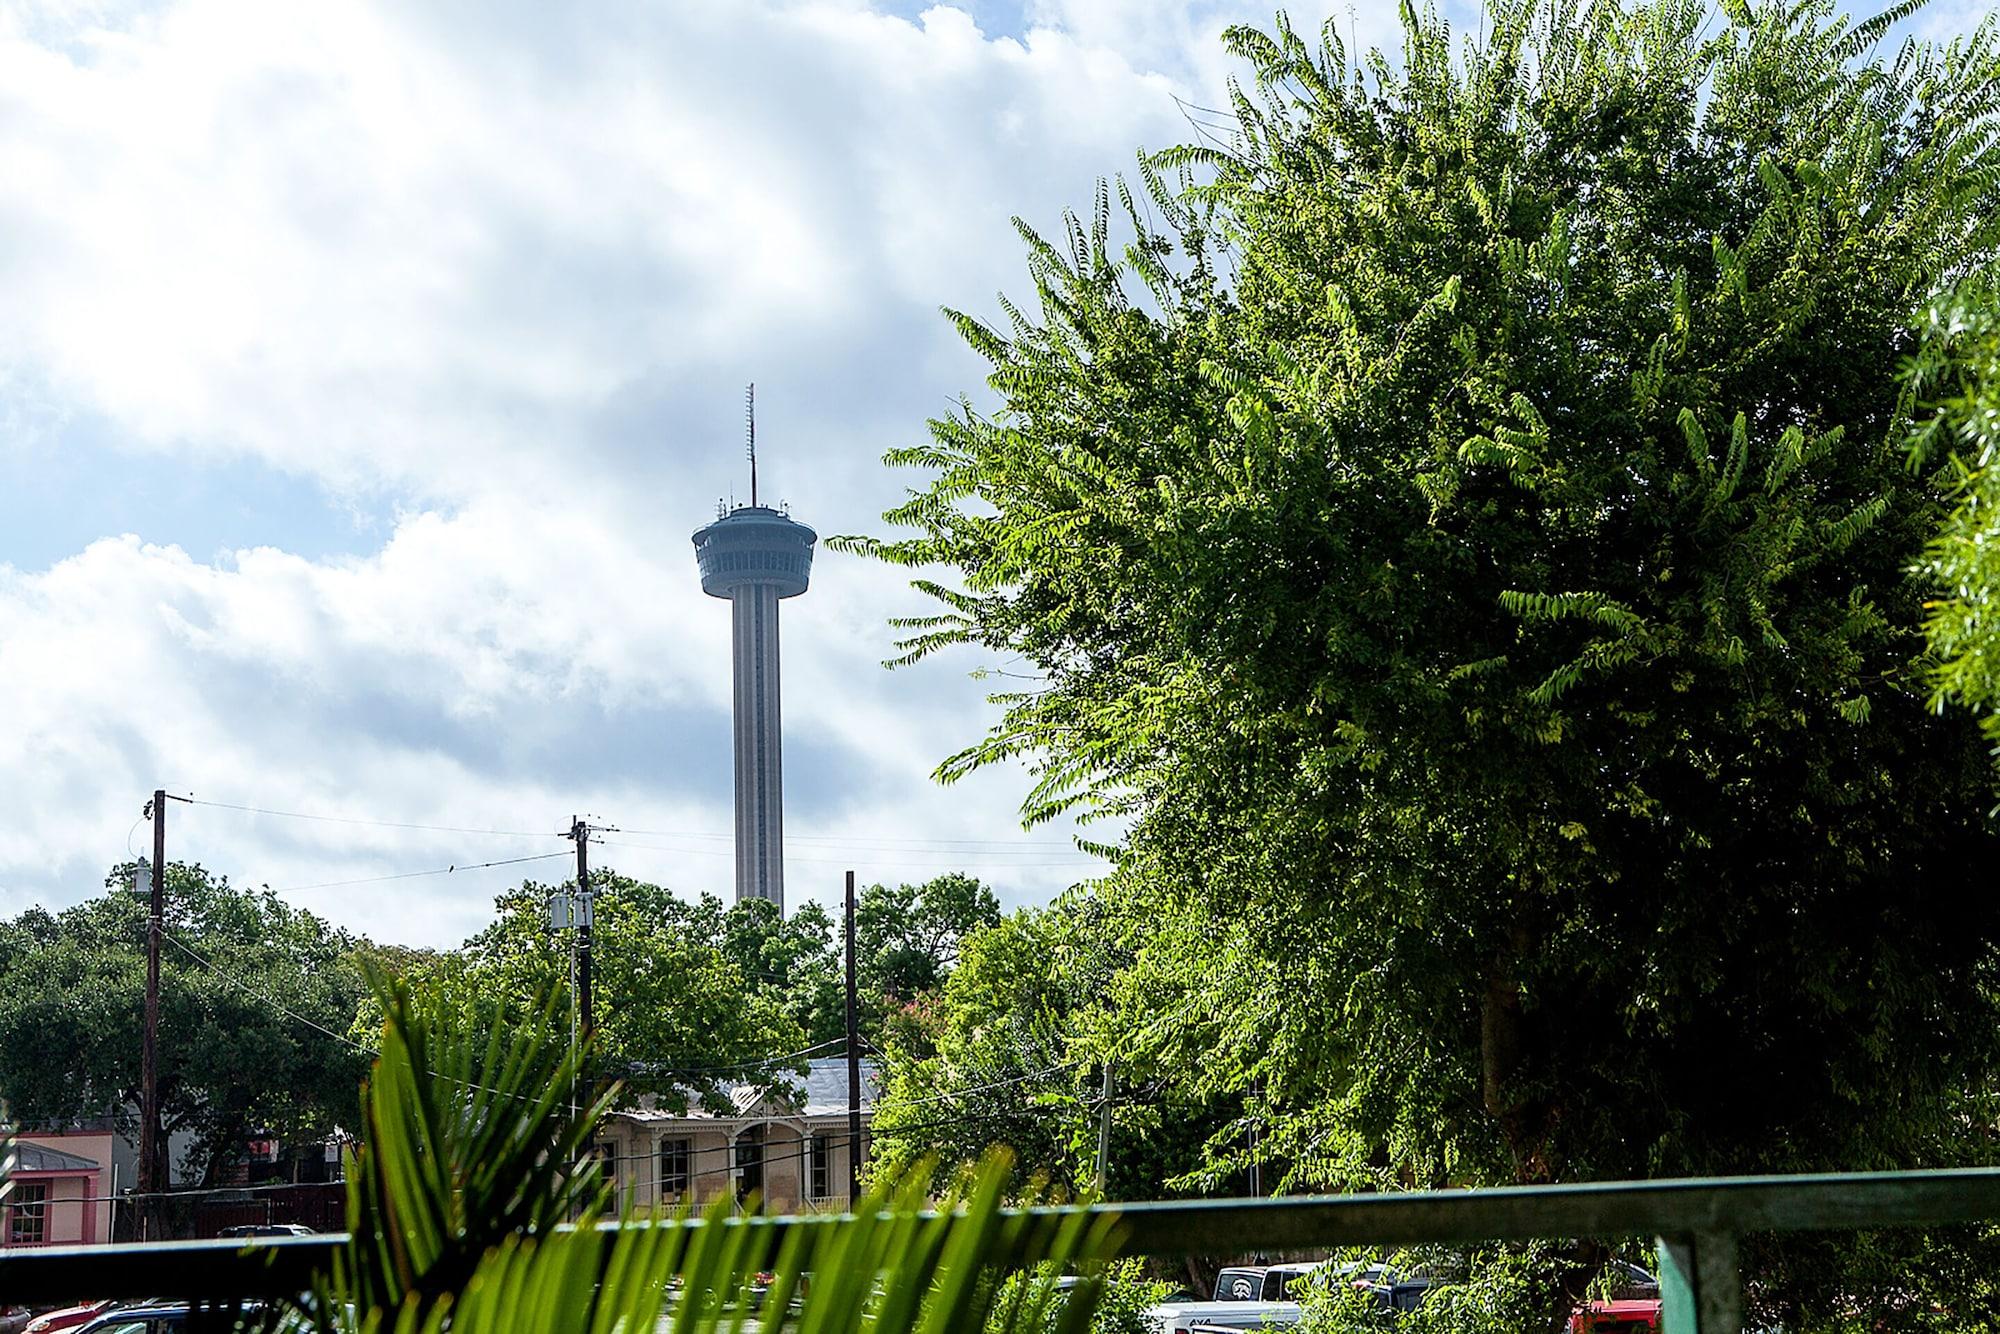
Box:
3;1167;1996;1333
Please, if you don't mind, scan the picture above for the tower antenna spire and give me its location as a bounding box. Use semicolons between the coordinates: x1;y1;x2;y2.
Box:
746;382;758;508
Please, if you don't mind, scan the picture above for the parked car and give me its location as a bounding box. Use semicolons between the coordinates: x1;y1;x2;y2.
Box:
1145;1300;1301;1334
1571;1261;1663;1334
1356;1257;1460;1312
23;1301;125;1334
1259;1260;1367;1300
72;1307;190;1334
1211;1267;1269;1301
216;1223;315;1238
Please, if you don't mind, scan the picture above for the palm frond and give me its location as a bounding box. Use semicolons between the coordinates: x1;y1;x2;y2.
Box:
312;974;1119;1333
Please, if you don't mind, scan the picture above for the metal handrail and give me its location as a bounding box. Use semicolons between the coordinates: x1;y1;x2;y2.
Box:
3;1168;1996;1332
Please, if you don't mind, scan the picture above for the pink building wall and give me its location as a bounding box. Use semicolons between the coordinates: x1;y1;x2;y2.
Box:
13;1131;116;1245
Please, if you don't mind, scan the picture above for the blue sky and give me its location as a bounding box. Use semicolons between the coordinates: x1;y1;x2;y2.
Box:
1;0;1992;946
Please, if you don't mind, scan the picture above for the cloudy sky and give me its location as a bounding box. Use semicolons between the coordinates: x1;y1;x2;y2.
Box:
1;0;1991;947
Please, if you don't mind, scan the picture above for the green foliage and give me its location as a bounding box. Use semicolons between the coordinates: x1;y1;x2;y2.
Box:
871;898;1108;1194
0;863;365;1181
856;872;1002;1035
398;869;1000;1113
853;0;2000;1316
404;875;807;1113
325;970;611;1323
1908;280;2000;764
1296;1249;1543;1334
872;890;1236;1200
986;1260;1179;1334
311;977;1118;1334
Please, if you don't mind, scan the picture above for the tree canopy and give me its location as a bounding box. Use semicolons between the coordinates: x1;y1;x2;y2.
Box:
399;875;809;1113
389;870;1000;1110
0;863;366;1183
850;0;2000;1222
1908;278;2000;760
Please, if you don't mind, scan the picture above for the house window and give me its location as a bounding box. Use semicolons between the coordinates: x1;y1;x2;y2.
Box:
658;1138;690;1196
809;1133;830;1200
8;1181;48;1244
734;1129;764;1199
593;1142;618;1196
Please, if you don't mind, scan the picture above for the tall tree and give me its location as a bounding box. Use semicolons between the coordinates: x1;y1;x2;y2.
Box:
1908;278;2000;763
712;896;848;1046
871;890;1230;1206
422;874;807;1113
856;872;1002;1033
848;0;2000;1294
0;864;367;1184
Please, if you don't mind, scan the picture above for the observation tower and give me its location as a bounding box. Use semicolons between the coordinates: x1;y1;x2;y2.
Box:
691;386;816;910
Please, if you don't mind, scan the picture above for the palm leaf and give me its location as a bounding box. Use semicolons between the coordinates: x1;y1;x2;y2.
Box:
309;975;1118;1333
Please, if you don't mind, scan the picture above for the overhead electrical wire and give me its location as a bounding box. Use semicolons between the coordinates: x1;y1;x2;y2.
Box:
161;927;851;1094
261;851;571;894
181;794;1093;857
614;827;1080;850
592;838;1102;871
615;1038;851;1079
880;1060;1088;1111
182;796;567;839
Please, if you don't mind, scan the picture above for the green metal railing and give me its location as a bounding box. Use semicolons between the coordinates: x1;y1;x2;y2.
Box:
4;1168;1996;1332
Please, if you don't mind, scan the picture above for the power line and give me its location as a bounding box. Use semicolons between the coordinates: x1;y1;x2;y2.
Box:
593;838;1102;871
616;827;1081;850
882;1060;1086;1112
615;1038;851;1079
183;796;1088;853
261;851;571;894
160;929;542;1107
160;928;845;1099
160;930;371;1056
183;798;565;840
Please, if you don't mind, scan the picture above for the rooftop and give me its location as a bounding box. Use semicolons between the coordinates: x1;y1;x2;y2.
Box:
618;1057;881;1124
16;1142;102;1173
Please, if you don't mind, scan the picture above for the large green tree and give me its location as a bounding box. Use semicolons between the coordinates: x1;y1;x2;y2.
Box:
1908;278;2000;760
393;869;1001;1111
850;0;2000;1238
855;871;1002;1033
0;863;367;1184
871;890;1240;1208
670;872;1002;1044
412;875;807;1113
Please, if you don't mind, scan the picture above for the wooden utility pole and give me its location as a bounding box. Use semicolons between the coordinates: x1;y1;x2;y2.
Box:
1247;1105;1262;1197
570;816;593;1041
139;789;165;1240
1095;1062;1114;1196
845;869;862;1205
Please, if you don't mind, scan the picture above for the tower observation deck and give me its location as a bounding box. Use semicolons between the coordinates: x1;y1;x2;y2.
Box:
692;483;816;909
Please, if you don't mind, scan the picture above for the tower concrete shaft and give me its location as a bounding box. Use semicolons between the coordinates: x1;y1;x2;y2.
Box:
729;583;786;906
693;504;815;911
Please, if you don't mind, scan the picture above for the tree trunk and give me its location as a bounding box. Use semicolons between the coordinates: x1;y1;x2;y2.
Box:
1480;921;1552;1183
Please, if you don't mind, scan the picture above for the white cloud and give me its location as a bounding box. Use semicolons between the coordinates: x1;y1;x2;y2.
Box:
0;502;1111;943
0;0;1203;497
0;0;1440;945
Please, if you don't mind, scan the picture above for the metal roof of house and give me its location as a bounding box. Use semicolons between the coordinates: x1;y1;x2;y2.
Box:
16;1142;101;1173
618;1057;881;1124
795;1058;881;1117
